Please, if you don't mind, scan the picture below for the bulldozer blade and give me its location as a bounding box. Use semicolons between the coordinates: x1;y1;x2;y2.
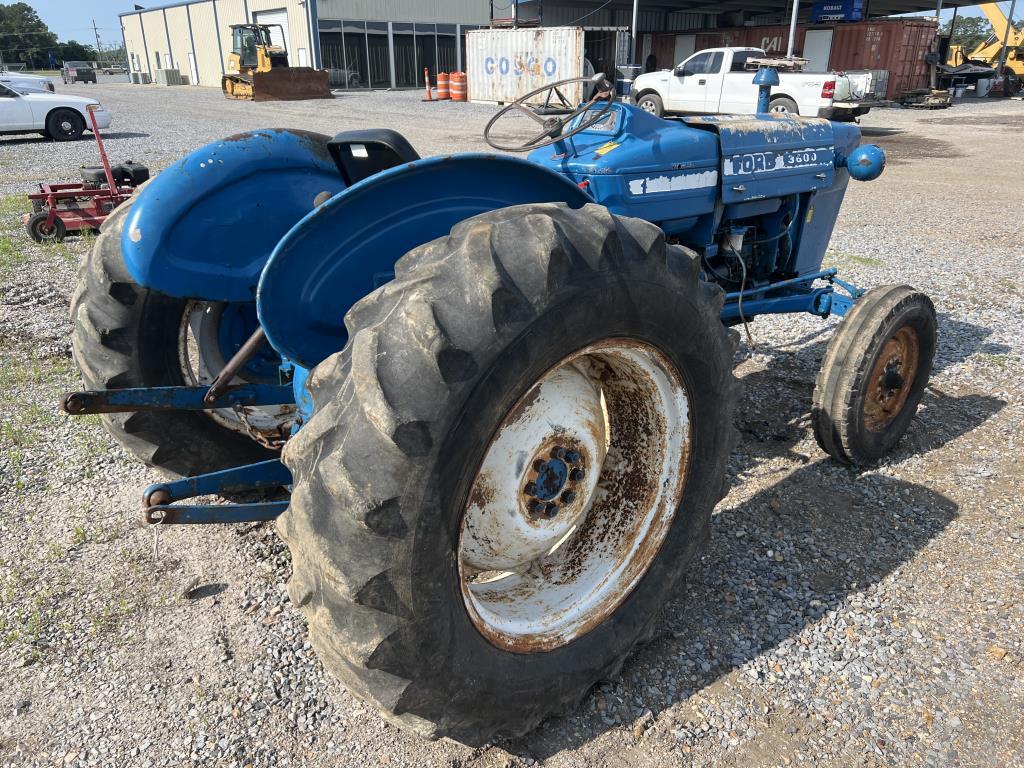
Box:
250;68;332;101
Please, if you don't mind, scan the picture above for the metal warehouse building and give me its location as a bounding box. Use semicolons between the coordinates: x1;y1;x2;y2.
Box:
121;0;975;91
120;0;491;89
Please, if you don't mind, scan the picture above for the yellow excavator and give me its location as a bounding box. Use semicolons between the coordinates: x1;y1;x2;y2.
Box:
222;23;331;101
947;3;1023;79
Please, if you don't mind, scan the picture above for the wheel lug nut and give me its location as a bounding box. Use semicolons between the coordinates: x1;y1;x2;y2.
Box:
564;450;580;464
533;459;544;472
569;468;584;482
551;446;566;459
527;500;545;518
561;490;576;503
524;482;537;496
544;503;558;518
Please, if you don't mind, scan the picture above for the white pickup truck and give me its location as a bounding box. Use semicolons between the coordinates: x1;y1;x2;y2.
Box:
632;47;871;122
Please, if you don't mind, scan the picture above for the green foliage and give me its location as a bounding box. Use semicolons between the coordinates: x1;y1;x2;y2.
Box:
943;16;995;53
0;2;58;69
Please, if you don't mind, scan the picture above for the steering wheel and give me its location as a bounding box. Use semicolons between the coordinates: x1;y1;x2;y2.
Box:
484;74;614;152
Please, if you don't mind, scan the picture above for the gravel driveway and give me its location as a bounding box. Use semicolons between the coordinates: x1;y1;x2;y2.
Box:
1;83;1021;768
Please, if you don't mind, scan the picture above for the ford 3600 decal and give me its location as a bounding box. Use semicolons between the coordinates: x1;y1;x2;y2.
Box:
725;148;830;176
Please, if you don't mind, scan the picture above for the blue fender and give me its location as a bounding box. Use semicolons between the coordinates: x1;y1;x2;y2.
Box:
121;129;345;301
257;153;592;368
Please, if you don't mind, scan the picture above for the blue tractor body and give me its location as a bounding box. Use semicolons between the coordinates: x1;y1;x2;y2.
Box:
70;101;886;520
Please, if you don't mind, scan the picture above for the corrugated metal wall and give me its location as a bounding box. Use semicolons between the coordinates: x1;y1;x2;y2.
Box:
188;3;224;82
317;0;489;24
164;6;192;74
119;0;311;89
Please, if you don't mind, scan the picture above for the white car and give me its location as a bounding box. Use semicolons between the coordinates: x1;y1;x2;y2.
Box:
0;81;112;141
0;71;56;92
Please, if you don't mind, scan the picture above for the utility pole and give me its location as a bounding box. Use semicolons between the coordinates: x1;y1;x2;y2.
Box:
92;19;103;66
785;0;800;58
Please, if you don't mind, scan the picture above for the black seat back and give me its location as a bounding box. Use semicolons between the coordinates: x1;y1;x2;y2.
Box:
327;129;420;186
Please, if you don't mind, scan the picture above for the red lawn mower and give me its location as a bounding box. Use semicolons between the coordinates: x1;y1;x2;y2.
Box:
23;105;148;243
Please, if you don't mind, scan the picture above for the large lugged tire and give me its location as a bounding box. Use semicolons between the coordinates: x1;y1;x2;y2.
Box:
812;285;937;465
279;203;739;744
70;196;280;476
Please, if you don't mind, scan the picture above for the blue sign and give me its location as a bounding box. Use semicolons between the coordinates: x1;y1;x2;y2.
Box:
811;0;864;22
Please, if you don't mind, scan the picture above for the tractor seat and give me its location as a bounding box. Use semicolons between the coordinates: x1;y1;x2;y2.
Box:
327;129;420;186
80;161;151;187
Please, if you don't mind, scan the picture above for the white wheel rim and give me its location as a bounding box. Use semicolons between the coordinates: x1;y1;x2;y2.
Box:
640;100;655;113
770;104;790;114
178;301;294;439
458;339;692;652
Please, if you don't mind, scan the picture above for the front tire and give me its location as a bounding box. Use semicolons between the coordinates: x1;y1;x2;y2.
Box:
636;92;664;117
279;203;739;744
769;96;799;115
812;286;936;465
25;211;66;243
46;108;84;141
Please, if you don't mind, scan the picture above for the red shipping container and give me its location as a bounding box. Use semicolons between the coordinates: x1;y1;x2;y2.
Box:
826;19;937;100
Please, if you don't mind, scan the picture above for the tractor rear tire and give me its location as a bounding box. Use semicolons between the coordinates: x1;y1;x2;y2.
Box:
811;285;936;465
278;202;739;744
70;194;278;477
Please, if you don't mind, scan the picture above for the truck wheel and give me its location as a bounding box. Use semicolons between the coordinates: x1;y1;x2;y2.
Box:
279;203;739;744
70;196;291;477
769;96;799;115
812;286;936;465
636;92;664;117
46;108;85;141
25;211;66;243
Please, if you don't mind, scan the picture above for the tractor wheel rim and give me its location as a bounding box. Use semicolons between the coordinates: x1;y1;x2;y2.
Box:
458;339;692;652
863;325;920;432
178;301;294;441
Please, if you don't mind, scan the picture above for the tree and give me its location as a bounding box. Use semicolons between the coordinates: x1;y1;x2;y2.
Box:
58;39;97;62
0;2;59;69
942;16;994;53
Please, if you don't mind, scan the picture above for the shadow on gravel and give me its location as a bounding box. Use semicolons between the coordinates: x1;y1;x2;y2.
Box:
504;318;1005;761
859;127;905;138
511;460;961;761
184;582;228;600
0;131;150;146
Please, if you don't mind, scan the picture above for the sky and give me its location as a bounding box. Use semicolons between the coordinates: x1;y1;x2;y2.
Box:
24;0;1001;48
29;0;133;48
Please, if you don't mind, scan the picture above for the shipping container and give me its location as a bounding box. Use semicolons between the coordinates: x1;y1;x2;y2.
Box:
827;19;936;100
466;27;584;104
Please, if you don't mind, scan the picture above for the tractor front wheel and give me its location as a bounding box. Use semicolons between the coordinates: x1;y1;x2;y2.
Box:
70;196;291;476
812;285;937;465
279;203;739;744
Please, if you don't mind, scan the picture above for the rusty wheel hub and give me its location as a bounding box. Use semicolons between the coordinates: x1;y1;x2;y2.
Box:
863;325;920;432
458;339;693;652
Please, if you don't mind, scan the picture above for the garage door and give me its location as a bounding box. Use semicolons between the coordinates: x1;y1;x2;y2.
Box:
253;8;289;52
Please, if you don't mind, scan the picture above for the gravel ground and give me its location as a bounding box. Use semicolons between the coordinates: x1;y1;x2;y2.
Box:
1;84;1022;768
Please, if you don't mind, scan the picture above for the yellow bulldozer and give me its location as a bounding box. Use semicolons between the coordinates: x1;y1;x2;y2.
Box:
222;23;331;101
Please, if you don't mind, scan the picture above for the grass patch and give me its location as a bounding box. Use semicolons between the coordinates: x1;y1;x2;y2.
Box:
825;249;883;268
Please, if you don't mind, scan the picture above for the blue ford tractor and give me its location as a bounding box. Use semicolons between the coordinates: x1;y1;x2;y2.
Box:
65;72;936;743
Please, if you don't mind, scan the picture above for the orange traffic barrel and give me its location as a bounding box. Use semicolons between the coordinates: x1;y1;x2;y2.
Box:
437;72;451;100
451;71;467;102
